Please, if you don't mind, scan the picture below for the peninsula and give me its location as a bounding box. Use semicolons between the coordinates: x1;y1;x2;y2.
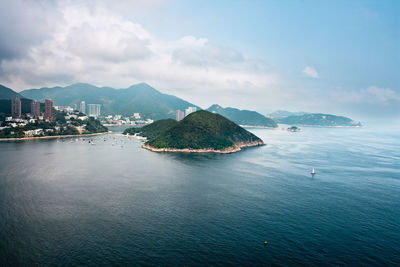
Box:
123;110;264;153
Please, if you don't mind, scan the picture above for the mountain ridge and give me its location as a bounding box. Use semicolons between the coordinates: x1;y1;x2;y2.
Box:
20;83;200;120
207;104;278;128
0;84;26;100
277;113;362;127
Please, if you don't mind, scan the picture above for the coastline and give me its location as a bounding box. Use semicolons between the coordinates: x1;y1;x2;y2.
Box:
278;123;362;128
240;125;278;129
142;140;264;154
0;131;111;142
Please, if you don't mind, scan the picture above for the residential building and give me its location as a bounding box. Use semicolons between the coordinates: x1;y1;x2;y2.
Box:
176;110;184;121
11;98;21;118
44;99;53;120
80;101;86;114
87;104;101;118
31;100;41;118
185;106;197;117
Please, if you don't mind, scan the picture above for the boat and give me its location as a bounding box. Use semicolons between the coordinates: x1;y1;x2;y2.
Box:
311;168;316;175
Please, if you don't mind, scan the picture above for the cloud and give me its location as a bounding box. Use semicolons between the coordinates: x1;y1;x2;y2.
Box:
0;0;397;121
364;86;400;103
0;2;281;109
302;66;319;78
0;0;60;61
333;86;400;105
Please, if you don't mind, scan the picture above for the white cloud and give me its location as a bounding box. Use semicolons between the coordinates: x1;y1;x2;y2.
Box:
1;0;397;119
0;3;281;109
302;66;319;78
333;86;400;104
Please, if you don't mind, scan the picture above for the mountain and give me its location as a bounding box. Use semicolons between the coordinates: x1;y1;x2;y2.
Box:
128;110;264;153
277;113;362;127
123;119;178;139
206;104;278;128
267;110;308;120
20;83;200;120
0;84;25;100
0;85;32;117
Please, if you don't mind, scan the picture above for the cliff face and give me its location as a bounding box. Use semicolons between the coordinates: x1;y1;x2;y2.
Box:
135;110;264;153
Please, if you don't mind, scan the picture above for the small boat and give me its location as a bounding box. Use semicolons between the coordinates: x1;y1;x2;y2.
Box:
311;168;316;175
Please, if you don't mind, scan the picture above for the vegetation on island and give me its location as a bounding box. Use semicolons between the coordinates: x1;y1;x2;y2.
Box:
287;126;301;132
123;119;178;139
277;113;362;127
207;104;278;128
125;110;263;151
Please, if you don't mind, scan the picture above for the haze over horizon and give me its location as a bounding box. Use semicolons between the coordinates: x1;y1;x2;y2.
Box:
0;0;399;123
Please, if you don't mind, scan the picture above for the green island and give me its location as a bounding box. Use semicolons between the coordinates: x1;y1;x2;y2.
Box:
277;113;362;127
123;110;264;153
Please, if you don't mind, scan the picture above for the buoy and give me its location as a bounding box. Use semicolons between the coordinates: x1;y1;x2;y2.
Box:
264;241;268;245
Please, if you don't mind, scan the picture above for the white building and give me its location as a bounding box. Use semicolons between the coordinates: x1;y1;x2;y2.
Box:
87;104;101;118
176;110;184;121
185;107;197;117
80;101;86;114
133;113;141;119
63;106;74;113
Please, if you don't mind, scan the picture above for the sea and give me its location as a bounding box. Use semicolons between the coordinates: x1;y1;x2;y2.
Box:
0;125;399;266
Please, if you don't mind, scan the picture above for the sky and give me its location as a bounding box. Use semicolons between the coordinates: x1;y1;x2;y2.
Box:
0;0;399;123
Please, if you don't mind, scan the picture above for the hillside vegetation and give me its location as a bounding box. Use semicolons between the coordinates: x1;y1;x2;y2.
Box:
125;110;264;151
277;113;361;126
207;104;277;127
21;83;199;120
123;119;178;139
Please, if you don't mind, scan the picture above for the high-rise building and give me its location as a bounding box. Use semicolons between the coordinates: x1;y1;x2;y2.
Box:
31;100;41;118
11;98;21;118
87;104;101;118
176;110;184;121
185;107;197;117
44;99;53;120
73;104;77;111
80;101;86;114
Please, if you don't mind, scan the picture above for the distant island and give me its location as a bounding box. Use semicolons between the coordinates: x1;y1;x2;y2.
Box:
287;126;302;132
207;104;278;128
276;113;362;127
124;110;264;153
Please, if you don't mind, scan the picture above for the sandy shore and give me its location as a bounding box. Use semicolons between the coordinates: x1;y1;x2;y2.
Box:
0;131;111;142
142;140;264;154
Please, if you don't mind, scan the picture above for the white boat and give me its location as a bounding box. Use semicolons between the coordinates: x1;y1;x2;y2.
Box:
311;168;316;175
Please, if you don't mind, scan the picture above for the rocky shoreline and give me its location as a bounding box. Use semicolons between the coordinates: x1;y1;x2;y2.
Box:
0;131;111;142
142;140;264;154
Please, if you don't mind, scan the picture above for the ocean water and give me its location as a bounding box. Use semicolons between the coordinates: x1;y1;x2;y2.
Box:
0;126;399;266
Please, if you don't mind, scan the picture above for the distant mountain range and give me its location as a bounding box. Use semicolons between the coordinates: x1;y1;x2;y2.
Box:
207;104;277;128
0;83;361;127
277;113;362;127
0;85;32;116
20;83;200;120
0;85;26;100
267;110;308;120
